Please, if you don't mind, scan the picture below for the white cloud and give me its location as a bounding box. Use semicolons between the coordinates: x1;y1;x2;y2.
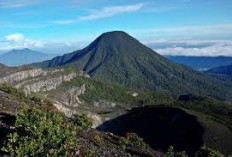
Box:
53;20;76;25
0;33;44;51
131;24;232;37
80;3;144;21
151;40;232;56
143;38;223;46
5;33;25;42
0;0;42;8
36;42;82;54
0;33;83;54
54;3;144;24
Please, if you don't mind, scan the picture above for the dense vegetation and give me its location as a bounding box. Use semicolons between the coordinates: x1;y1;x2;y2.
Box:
72;114;93;129
34;31;232;100
206;64;232;83
174;94;232;130
2;105;79;156
62;76;174;105
207;73;232;83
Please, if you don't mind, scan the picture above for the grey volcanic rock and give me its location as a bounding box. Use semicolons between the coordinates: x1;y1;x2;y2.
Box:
57;85;86;107
22;72;77;95
0;66;80;95
0;69;47;84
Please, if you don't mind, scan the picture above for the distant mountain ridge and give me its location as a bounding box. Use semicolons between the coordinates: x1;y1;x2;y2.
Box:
207;64;232;74
33;31;232;100
0;48;57;66
206;64;232;83
165;55;232;70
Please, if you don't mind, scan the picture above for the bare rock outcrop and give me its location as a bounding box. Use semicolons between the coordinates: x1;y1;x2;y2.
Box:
22;72;77;95
58;85;86;107
0;69;47;84
0;67;81;95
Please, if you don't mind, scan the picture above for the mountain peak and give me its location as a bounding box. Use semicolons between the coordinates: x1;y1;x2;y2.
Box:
87;30;143;53
11;48;31;52
101;31;130;36
33;31;232;100
22;48;31;51
98;31;134;41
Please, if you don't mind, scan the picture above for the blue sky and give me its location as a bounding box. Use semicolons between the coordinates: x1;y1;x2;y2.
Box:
0;0;232;56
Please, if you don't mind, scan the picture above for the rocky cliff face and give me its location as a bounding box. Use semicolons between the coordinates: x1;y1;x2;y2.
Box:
20;72;77;95
0;66;127;129
0;69;47;84
0;67;83;95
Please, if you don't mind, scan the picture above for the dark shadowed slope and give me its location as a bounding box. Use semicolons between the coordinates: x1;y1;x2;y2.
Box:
97;106;204;156
33;31;232;100
0;48;57;66
98;102;232;156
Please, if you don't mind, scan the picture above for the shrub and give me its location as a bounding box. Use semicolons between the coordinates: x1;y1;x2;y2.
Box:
165;146;187;157
30;96;42;104
94;134;104;145
175;151;188;157
0;83;27;102
79;146;96;157
72;114;93;129
165;146;175;157
119;133;148;151
2;105;79;156
196;147;224;157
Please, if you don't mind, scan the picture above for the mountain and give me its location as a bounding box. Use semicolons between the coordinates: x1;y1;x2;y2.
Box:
33;31;232;100
207;64;232;74
206;64;232;83
165;55;232;70
1;60;231;155
0;67;231;155
0;48;57;66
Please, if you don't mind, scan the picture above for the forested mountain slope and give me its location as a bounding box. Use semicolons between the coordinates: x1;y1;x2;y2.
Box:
33;31;232;100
